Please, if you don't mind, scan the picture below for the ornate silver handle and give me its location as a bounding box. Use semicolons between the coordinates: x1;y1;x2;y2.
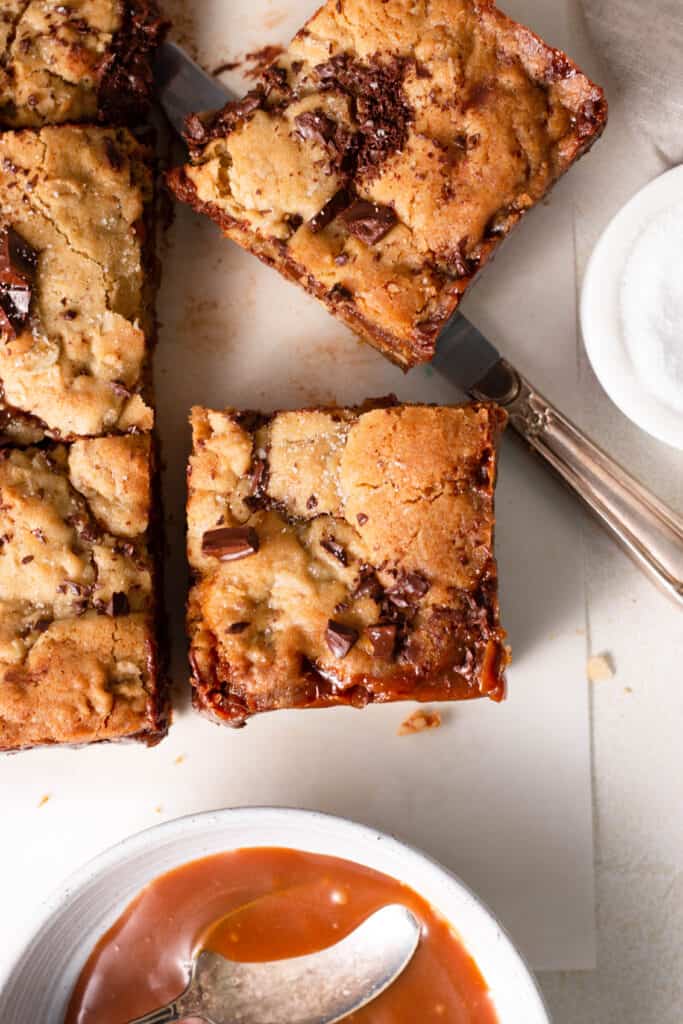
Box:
472;359;683;605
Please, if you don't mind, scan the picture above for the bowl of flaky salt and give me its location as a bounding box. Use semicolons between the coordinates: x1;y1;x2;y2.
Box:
581;164;683;450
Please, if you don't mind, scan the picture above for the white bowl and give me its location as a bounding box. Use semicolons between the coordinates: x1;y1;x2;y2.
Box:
0;807;549;1023
581;165;683;450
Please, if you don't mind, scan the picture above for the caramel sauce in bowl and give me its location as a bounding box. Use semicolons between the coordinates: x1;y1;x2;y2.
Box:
0;808;549;1024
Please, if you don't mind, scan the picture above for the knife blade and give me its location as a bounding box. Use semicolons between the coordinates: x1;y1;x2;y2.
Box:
155;40;683;604
155;41;232;136
431;314;521;403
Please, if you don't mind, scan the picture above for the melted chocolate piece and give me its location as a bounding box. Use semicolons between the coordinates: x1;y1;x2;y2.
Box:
107;591;130;617
367;623;397;659
325;620;359;658
386;571;430;608
353;566;383;601
0;227;38;337
294;110;338;145
321;536;348;565
308;188;351;234
226;621;250;634
340;200;397;245
202;526;259;561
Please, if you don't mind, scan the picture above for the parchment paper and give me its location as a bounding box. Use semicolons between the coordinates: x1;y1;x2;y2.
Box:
0;0;597;979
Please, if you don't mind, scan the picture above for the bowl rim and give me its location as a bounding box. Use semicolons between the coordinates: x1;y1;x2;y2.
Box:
2;805;551;1022
580;164;683;451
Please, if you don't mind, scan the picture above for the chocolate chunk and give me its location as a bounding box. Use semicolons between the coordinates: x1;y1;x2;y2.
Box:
306;494;318;510
202;526;260;561
367;623;397;659
0;227;38;337
107;591;129;617
325;620;359;659
313;55;412;179
308;188;351;234
250;456;267;495
451;239;478;279
340;200;397;245
414;315;447;344
356;512;368;525
352;565;383;601
386;571;430;607
294;110;337;145
328;283;352;302
227;621;250;634
21;555;34;564
103;137;123;171
321;536;348;565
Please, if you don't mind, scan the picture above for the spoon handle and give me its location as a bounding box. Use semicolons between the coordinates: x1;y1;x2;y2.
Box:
127;1003;181;1023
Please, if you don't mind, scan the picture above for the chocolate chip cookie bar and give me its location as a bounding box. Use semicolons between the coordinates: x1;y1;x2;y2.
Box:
168;0;607;369
0;125;156;444
187;399;508;726
0;435;167;751
0;1;165;128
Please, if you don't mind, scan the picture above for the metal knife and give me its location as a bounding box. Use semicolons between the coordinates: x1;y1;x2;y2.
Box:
155;41;683;606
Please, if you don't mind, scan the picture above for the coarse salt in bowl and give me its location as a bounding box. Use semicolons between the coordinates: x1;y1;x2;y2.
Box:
581;165;683;450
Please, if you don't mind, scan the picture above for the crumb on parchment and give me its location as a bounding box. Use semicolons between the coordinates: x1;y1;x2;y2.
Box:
398;709;442;736
37;794;51;808
587;653;615;682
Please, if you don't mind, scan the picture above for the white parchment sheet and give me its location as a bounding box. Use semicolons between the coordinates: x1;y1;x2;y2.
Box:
0;0;597;979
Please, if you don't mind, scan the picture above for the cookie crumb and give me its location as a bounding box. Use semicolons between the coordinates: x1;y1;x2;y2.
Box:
587;653;615;682
37;793;50;808
154;805;163;814
174;754;186;765
398;709;442;736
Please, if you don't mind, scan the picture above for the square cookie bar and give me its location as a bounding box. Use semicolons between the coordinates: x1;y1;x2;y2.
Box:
169;0;607;368
0;125;156;444
0;435;167;751
0;0;165;128
187;400;508;726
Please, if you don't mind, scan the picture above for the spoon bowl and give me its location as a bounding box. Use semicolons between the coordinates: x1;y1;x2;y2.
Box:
128;904;421;1024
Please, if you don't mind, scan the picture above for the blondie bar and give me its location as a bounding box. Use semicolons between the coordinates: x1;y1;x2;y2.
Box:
169;0;607;368
0;0;165;128
0;434;167;750
187;399;508;726
0;125;156;444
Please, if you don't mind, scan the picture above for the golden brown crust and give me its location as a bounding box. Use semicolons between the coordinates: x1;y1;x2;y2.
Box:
0;0;166;129
0;436;167;751
0;125;156;443
187;399;509;726
169;0;607;369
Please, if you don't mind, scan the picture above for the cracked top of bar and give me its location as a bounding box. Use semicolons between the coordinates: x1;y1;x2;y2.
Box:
0;0;165;128
0;435;166;751
187;399;509;726
169;0;607;369
0;125;155;443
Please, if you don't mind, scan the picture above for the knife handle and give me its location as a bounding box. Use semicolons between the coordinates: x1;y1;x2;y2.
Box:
472;360;683;605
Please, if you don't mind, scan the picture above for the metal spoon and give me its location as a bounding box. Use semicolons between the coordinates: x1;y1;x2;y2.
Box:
127;903;420;1024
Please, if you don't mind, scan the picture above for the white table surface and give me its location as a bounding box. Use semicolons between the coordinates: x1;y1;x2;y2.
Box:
536;4;683;1021
2;2;683;1021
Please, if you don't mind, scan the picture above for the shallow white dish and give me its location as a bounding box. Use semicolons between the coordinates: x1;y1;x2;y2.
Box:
581;164;683;450
0;806;549;1023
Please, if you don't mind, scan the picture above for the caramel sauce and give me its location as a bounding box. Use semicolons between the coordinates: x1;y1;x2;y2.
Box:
65;847;499;1023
